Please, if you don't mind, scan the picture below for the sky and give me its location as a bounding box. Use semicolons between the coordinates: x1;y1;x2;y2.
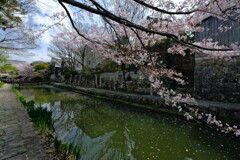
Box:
10;0;184;63
11;0;71;63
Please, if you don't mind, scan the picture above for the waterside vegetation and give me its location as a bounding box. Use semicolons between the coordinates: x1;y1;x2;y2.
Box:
12;85;82;159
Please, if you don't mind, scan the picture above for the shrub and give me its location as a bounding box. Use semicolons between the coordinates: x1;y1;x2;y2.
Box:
64;70;78;78
0;64;17;75
0;82;4;88
34;63;49;71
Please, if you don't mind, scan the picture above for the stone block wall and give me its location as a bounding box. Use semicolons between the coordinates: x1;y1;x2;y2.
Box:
194;57;240;102
57;71;152;95
98;78;151;94
96;71;151;94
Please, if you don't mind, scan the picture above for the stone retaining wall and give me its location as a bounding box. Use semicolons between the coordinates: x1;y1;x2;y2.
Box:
194;57;240;103
57;71;152;95
53;83;163;106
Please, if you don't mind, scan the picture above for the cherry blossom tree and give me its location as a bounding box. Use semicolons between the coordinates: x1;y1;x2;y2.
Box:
48;25;92;71
49;0;240;136
14;63;34;79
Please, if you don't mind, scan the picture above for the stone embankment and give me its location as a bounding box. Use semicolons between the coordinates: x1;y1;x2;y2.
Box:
53;83;240;120
53;83;165;105
0;84;52;160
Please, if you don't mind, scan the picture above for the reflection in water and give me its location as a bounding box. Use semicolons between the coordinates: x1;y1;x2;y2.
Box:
20;86;240;160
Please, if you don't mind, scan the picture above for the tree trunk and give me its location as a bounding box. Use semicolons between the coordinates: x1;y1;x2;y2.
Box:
121;64;126;89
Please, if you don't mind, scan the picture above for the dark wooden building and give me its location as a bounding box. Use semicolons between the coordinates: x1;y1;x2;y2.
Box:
195;14;240;46
194;14;240;102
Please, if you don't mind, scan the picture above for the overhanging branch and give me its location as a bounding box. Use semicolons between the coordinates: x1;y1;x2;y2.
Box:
59;0;234;52
58;0;100;44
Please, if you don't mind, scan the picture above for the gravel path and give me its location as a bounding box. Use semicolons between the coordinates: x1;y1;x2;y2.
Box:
0;84;52;160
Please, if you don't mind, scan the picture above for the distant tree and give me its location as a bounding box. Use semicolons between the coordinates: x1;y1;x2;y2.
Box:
34;63;49;71
0;0;37;53
0;53;8;64
0;0;25;29
0;64;17;75
0;53;16;75
96;59;121;73
48;25;91;72
29;61;51;81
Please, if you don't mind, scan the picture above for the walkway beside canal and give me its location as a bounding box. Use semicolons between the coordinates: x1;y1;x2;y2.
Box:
0;84;52;160
52;83;240;110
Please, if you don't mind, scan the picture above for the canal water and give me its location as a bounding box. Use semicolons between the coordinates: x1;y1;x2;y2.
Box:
20;86;240;160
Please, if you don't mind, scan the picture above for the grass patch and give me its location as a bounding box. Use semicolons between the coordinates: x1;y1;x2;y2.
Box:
54;140;81;160
0;82;4;88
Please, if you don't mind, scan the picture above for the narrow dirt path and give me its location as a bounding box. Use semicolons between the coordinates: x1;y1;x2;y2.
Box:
0;84;52;160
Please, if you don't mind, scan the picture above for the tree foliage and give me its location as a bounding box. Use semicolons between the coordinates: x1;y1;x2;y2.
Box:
14;63;33;78
0;0;37;53
0;0;25;29
34;63;49;71
0;53;8;63
48;25;91;72
0;64;17;75
96;59;121;73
